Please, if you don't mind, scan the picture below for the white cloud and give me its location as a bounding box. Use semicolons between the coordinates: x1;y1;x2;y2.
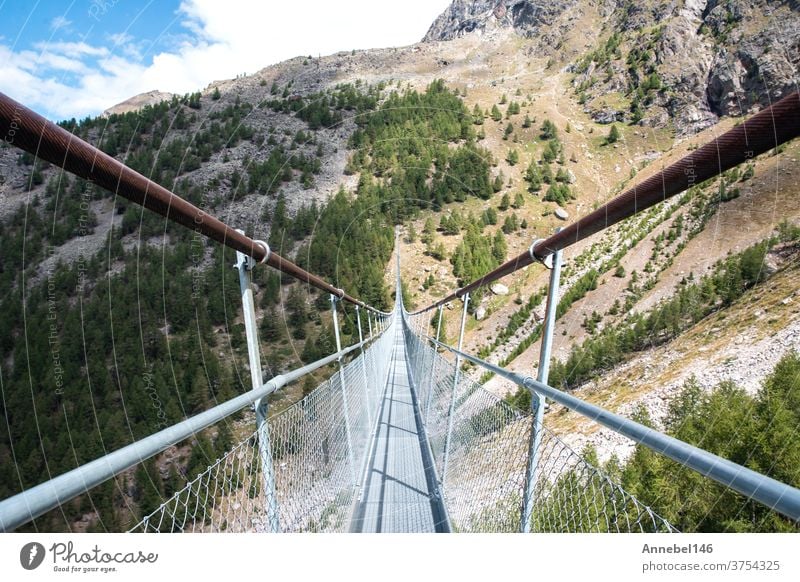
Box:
32;50;92;75
50;16;72;31
0;0;452;120
33;41;110;59
107;32;133;47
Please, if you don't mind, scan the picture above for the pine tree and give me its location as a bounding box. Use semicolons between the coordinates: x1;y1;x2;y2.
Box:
502;214;519;234
430;309;447;344
541;139;560;163
525;161;542;192
544;183;567;206
499;193;510;211
188;369;210;413
492;172;505;192
260;307;281;341
541;164;553;184
214;422;233;456
186;433;214;478
472;103;484;124
492;230;507;262
540;119;557;140
134;460;164;519
431;241;446;260
287;286;308;338
606;124;621;144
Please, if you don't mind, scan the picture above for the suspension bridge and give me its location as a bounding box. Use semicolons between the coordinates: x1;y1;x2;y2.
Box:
0;91;799;533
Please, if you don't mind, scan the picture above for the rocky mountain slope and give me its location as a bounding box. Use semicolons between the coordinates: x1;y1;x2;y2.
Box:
426;0;800;134
424;0;578;42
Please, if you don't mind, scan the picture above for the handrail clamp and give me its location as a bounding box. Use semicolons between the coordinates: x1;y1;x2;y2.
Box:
529;239;555;269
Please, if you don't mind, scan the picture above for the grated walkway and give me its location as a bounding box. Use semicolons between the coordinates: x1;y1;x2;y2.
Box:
350;322;447;532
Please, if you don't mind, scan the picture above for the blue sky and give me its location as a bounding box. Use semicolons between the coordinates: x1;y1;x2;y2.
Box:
0;0;452;120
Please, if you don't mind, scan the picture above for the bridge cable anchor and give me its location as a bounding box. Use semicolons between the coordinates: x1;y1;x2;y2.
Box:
529;239;555;270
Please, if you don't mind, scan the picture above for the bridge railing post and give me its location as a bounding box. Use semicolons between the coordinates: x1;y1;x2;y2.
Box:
424;305;444;425
520;244;563;533
355;306;373;427
409;312;429;408
331;294;357;484
442;292;469;489
235;234;279;533
366;311;378;401
418;314;433;410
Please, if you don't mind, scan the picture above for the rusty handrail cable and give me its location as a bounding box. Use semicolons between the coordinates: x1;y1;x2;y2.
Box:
0;91;386;314
411;91;800;314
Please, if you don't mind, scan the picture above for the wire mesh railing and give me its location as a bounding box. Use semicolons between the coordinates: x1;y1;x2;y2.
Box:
131;320;395;532
402;311;676;533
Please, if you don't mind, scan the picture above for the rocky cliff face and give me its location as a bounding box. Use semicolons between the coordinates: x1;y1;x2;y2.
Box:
653;0;799;132
425;0;800;135
423;0;577;42
704;3;800;117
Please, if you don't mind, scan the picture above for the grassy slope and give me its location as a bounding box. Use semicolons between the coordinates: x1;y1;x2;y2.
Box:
547;253;800;463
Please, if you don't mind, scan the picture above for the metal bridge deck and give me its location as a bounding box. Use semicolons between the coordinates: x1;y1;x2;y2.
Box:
350;322;447;533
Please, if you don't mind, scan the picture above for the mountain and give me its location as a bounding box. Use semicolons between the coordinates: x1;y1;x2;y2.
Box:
423;0;576;42
0;0;798;532
102;90;175;117
425;0;800;134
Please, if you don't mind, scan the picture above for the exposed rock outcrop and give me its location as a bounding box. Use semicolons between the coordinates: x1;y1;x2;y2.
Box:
705;15;800;118
423;0;577;42
102;90;174;117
